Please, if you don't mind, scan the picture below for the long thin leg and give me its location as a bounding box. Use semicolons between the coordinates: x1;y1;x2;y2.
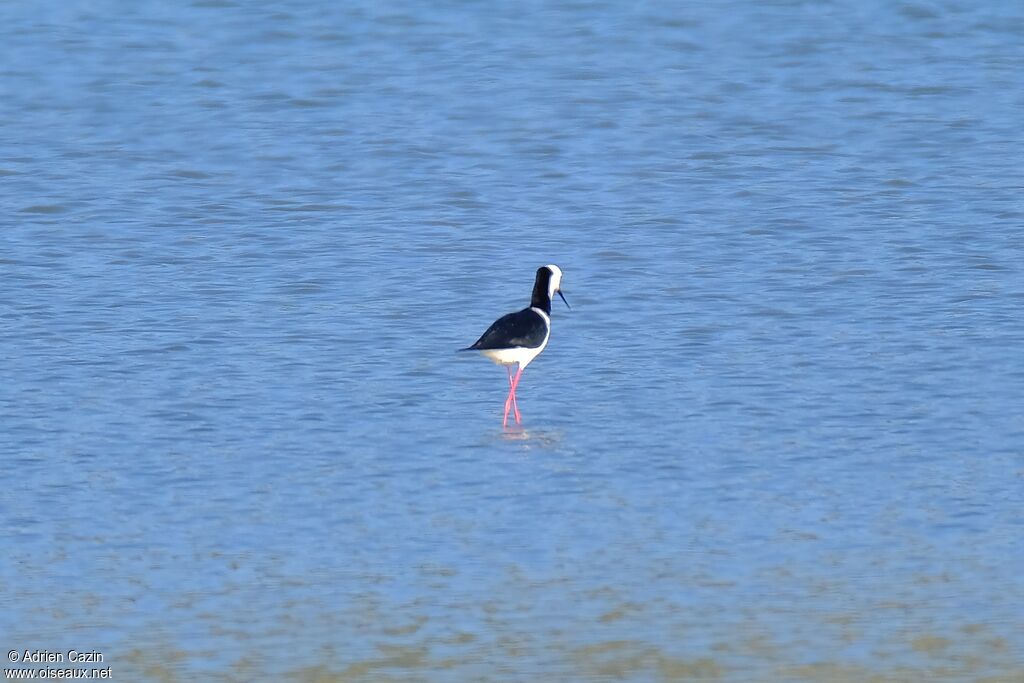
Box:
506;365;521;424
510;383;521;425
503;367;515;428
510;366;524;424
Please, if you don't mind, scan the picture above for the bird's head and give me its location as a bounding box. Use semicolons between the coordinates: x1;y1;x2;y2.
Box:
541;264;570;309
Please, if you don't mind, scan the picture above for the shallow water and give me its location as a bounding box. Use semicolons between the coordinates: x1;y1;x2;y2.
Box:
2;1;1022;681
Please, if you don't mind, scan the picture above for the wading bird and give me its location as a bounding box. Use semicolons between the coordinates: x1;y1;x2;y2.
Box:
461;265;569;428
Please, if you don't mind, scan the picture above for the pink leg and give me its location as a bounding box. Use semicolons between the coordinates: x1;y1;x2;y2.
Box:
506;366;521;423
510;366;524;424
503;367;515;428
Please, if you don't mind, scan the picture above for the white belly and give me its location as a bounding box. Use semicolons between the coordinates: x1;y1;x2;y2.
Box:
479;338;548;369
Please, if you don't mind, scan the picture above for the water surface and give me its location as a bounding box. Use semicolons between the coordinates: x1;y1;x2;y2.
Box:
1;1;1022;680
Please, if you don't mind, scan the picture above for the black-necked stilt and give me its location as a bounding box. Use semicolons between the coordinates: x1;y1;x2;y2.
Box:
461;264;570;428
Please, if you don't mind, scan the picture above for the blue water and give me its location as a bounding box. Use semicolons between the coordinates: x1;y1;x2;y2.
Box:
2;1;1022;681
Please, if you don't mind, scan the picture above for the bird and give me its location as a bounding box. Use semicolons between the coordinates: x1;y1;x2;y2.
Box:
461;264;570;428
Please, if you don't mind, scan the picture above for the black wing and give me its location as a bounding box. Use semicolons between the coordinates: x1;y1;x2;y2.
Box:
464;308;547;350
